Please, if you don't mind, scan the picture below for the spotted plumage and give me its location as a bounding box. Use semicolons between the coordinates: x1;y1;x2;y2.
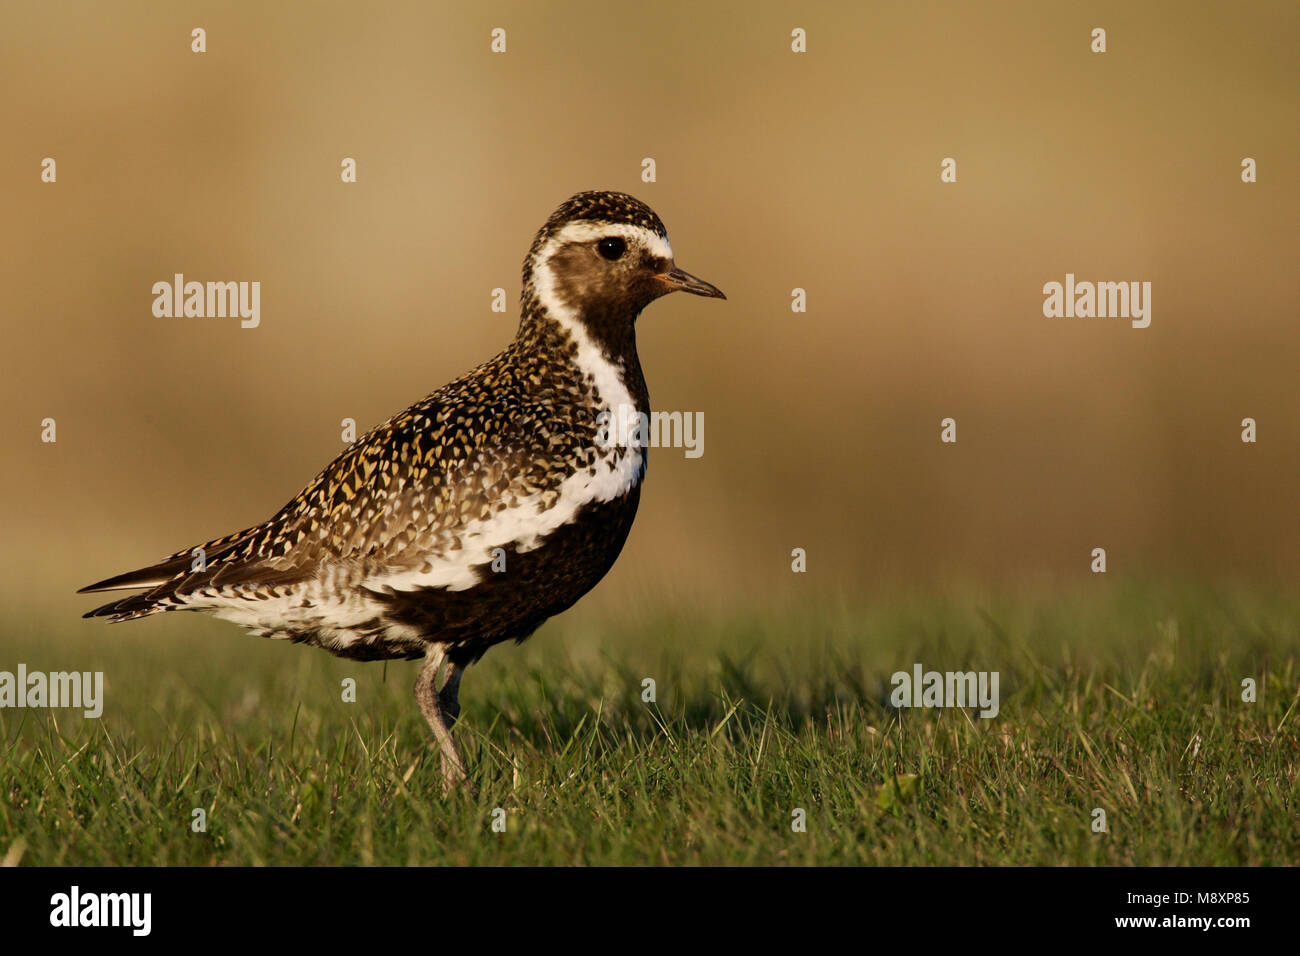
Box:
80;190;725;790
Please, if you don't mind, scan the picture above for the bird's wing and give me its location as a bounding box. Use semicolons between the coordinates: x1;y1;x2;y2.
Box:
260;395;552;568
80;376;593;617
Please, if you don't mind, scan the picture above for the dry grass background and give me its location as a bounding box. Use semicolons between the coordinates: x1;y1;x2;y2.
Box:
1;1;1296;617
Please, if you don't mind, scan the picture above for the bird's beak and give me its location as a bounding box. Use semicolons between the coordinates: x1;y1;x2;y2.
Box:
655;266;726;300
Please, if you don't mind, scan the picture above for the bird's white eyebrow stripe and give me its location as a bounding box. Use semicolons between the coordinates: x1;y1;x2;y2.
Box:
551;221;674;261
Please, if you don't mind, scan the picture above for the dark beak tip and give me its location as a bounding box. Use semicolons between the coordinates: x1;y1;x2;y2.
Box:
660;267;726;301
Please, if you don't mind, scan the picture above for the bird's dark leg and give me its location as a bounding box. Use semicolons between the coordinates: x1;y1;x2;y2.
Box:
415;646;472;794
439;659;464;727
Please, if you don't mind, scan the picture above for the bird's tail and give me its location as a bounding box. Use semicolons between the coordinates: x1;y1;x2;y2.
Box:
78;526;263;622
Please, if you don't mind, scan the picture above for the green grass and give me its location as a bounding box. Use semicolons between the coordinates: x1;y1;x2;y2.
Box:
1;579;1297;865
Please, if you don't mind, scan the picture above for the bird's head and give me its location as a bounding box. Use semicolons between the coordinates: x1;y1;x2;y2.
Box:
523;191;724;354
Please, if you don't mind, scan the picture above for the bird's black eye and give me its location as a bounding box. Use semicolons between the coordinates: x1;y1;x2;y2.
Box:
597;236;626;261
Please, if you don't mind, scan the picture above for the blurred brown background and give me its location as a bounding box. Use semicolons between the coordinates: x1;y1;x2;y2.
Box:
2;1;1296;619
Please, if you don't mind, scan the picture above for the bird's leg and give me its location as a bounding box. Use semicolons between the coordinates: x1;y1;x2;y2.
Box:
439;659;464;728
436;660;470;790
414;646;473;794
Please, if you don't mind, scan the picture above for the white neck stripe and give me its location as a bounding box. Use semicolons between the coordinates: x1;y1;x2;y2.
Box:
530;237;643;447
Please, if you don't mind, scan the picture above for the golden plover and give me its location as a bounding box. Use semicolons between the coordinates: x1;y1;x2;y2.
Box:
80;190;725;790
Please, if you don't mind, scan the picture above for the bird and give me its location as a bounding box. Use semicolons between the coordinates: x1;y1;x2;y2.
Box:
79;190;725;791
